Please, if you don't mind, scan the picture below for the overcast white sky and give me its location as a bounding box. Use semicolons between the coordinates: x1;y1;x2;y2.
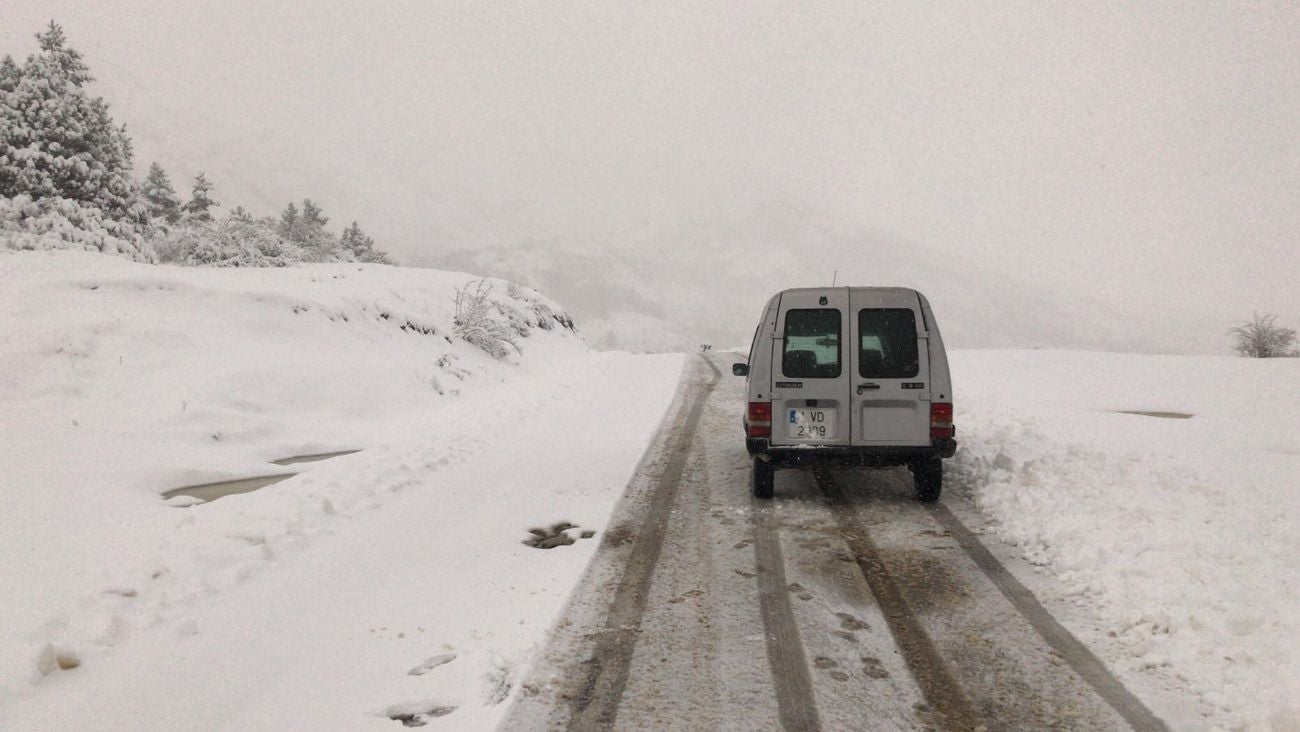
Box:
4;1;1297;338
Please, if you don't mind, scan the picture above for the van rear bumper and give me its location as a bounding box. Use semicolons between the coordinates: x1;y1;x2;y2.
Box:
746;438;957;466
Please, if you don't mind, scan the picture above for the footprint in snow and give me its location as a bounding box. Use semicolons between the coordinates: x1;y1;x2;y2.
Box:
385;700;456;727
836;612;870;632
522;521;596;549
37;644;81;675
861;655;890;679
483;655;514;706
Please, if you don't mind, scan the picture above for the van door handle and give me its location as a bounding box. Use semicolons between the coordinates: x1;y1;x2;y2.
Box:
856;383;880;394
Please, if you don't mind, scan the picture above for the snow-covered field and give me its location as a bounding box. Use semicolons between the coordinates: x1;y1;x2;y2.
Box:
951;350;1300;730
0;250;684;730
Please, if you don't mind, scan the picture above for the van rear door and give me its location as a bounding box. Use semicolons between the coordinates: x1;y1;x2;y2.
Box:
768;289;851;447
849;290;931;446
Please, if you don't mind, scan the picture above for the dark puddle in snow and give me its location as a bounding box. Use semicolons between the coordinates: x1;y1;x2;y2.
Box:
162;450;361;505
1114;410;1194;420
270;449;361;466
162;473;297;503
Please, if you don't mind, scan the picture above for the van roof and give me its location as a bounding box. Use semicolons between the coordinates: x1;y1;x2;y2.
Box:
776;286;922;297
770;286;930;313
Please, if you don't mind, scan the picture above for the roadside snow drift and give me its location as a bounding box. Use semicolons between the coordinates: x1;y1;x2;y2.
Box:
950;350;1300;730
0;250;684;730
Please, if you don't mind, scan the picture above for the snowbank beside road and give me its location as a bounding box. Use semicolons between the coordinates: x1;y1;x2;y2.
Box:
951;350;1300;730
0;250;684;730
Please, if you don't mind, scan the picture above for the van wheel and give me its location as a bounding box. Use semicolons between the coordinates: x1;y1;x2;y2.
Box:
753;459;775;499
911;458;942;503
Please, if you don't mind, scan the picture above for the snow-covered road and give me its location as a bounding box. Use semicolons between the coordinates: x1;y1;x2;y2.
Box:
507;353;1180;731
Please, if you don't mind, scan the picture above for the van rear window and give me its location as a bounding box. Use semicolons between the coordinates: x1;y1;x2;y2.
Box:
782;309;841;378
859;309;919;378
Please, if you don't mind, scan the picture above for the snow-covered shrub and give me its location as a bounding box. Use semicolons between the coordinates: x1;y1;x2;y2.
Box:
154;215;304;267
0;193;154;261
453;279;520;360
152;210;393;269
498;281;574;333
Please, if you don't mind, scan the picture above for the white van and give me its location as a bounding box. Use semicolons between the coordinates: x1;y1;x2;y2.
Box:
733;287;956;501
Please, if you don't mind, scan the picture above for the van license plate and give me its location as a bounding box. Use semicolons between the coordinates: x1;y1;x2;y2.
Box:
788;408;835;440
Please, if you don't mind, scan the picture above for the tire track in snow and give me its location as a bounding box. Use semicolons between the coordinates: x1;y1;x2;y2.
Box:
815;468;985;731
927;503;1169;732
565;355;720;731
752;497;822;731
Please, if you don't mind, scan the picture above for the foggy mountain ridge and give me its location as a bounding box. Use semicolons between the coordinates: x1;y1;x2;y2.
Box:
430;226;1211;355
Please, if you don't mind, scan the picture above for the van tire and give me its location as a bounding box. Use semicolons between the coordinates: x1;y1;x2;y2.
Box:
753;459;775;499
911;458;942;503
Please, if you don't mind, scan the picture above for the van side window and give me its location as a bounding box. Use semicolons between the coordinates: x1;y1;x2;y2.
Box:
859;309;919;378
783;309;841;378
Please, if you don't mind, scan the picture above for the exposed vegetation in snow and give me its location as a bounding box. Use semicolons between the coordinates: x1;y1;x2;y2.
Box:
1230;312;1298;358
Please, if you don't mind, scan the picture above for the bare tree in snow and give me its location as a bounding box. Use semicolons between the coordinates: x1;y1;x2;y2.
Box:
1230;313;1298;358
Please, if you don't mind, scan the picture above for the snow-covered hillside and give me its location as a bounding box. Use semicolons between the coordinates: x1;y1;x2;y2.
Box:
950;350;1300;729
0;250;684;729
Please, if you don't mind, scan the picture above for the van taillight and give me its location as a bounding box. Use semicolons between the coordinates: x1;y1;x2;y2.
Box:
748;401;772;438
930;402;954;440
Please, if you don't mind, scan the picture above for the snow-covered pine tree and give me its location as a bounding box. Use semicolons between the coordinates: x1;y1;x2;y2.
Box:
340;220;365;256
0;23;139;221
0;55;19;93
301;198;328;230
278;201;299;240
141;162;182;225
35;23;92;85
340;220;391;264
0;55;20;196
181;172;217;222
293;198;342;261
